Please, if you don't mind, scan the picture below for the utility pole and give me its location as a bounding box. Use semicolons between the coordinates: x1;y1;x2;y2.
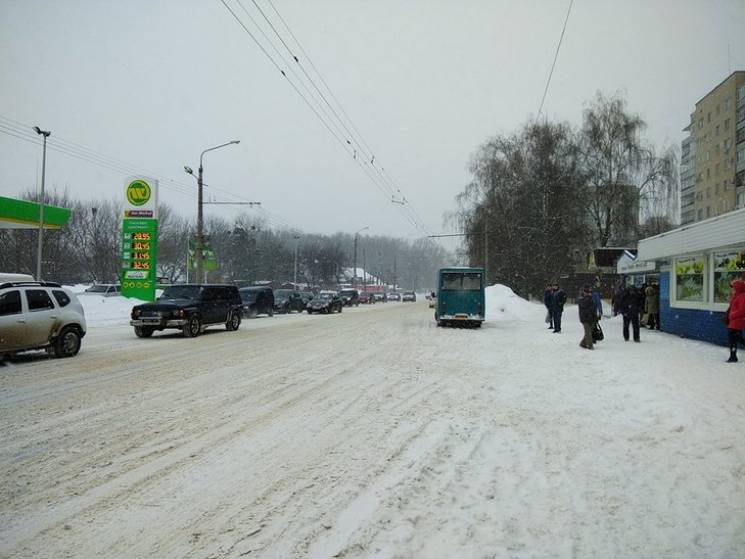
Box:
33;126;51;281
293;234;301;285
185;140;239;284
393;253;397;291
353;226;369;288
363;249;367;290
484;229;488;284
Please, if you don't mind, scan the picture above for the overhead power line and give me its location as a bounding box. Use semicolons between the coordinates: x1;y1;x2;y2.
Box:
537;0;574;118
217;0;431;235
0;115;304;233
259;0;430;234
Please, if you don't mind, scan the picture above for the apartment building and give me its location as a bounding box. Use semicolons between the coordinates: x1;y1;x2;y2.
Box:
680;71;745;225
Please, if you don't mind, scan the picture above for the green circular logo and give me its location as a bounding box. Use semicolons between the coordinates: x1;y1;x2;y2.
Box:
127;180;151;206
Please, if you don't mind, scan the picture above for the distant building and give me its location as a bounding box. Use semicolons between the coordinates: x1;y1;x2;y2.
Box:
680;71;745;225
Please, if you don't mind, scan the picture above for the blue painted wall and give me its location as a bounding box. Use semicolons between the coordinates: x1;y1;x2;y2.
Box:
659;271;729;346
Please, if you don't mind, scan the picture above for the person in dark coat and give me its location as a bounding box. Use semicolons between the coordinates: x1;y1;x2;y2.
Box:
611;279;622;317
543;284;554;329
591;285;603;342
620;284;642;342
550;282;567;333
578;284;596;350
725;279;745;363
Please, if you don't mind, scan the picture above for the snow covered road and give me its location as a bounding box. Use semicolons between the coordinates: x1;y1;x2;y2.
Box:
2;292;745;558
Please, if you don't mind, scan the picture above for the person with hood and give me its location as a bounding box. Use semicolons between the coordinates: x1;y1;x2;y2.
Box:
543;283;554;329
619;284;642;342
645;283;660;330
550;282;567;333
725;279;745;363
578;284;596;350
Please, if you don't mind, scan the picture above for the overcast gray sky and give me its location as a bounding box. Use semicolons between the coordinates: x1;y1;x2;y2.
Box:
2;0;744;244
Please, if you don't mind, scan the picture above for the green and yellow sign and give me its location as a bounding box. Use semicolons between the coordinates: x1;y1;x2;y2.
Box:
126;179;151;206
121;218;158;301
121;177;159;301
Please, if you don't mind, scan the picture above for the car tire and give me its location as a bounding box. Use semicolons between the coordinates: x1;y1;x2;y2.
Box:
226;312;241;331
134;326;154;338
183;316;201;338
53;326;82;358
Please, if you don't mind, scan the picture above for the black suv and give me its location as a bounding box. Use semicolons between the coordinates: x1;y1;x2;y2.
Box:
273;289;305;313
239;286;275;318
130;284;242;338
339;289;360;307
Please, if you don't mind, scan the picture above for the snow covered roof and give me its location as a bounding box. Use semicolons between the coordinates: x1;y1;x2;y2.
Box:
637;208;745;260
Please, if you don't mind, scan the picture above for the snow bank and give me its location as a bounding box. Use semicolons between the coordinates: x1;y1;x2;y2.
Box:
485;283;543;321
72;292;143;327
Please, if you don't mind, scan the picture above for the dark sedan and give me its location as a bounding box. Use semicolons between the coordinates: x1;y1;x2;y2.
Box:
306;292;343;314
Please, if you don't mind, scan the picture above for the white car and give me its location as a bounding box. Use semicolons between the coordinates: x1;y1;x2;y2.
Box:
0;281;87;360
81;284;121;297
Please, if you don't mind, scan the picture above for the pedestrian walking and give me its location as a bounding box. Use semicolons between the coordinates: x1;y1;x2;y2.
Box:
550;282;567;333
725;279;745;363
645;283;660;330
543;283;554;329
639;282;648;327
620;284;642;342
611;279;622;317
578;284;596;350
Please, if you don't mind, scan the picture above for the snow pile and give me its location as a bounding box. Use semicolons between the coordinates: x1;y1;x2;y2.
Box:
485;283;543;321
76;294;143;326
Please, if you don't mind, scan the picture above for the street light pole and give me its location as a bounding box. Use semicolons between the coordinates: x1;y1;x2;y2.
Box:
186;140;239;283
33;126;51;281
353;226;369;287
293;234;301;286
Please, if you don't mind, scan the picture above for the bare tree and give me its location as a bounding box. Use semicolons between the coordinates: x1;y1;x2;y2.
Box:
454;120;589;297
580;91;678;246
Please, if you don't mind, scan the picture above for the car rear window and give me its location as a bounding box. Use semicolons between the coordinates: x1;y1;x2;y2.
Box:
0;290;22;316
53;290;71;307
26;289;55;311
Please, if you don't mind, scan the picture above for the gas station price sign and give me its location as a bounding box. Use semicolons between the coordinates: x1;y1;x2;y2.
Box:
121;218;158;301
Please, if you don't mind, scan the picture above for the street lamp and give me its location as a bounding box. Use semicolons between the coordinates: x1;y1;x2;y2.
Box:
353;226;369;286
185;140;239;282
33;126;51;281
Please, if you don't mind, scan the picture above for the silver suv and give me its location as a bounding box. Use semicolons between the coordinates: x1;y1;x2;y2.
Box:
0;281;87;360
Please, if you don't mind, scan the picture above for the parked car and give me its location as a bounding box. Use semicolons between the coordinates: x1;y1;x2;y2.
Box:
273;289;305;313
239;286;275;318
358;291;376;304
402;291;417;302
388;292;401;302
306;292;343;314
81;284;121;297
339;288;360;307
0;281;87;360
373;292;388;303
130;284;242;338
299;291;314;306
